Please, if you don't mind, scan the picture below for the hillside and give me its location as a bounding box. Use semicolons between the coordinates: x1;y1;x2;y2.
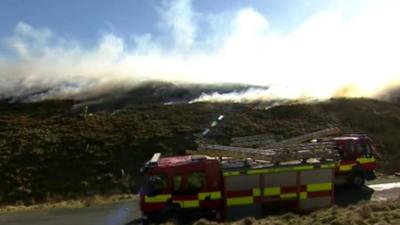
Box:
1;98;400;205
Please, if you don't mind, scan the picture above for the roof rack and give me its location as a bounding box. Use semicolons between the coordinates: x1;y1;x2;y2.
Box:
196;141;338;164
341;133;369;137
229;128;341;149
231;138;279;147
264;128;341;148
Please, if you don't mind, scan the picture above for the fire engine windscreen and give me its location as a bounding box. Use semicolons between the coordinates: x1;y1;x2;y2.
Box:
142;174;167;197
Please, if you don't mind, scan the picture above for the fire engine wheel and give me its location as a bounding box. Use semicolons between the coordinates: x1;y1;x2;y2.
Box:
350;173;365;189
166;217;179;225
214;210;225;221
161;201;181;219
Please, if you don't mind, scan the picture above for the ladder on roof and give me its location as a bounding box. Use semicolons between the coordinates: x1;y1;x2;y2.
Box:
196;141;338;163
230;134;280;147
230;127;341;148
231;133;279;143
267;128;341;148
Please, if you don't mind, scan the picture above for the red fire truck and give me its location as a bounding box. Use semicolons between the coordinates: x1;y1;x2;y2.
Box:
139;130;378;221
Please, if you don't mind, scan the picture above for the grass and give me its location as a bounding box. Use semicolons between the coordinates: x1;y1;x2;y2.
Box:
190;196;400;225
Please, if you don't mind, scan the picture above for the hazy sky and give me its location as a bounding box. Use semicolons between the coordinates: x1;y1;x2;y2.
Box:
0;0;399;102
0;1;329;43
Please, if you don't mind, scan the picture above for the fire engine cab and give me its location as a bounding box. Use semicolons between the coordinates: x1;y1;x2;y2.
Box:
140;154;223;219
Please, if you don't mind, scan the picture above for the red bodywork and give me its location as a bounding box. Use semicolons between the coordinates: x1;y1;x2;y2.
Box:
333;136;378;174
140;155;223;216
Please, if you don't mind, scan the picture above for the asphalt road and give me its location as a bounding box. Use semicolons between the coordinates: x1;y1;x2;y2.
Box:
1;179;400;225
0;201;141;225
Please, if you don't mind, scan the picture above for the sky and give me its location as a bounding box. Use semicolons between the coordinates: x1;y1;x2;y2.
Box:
0;0;326;45
0;0;400;102
0;0;331;51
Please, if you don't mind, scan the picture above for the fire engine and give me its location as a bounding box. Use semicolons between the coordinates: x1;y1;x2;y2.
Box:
139;128;379;221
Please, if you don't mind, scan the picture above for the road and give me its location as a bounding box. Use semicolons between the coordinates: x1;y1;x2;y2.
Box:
1;179;400;225
0;201;141;225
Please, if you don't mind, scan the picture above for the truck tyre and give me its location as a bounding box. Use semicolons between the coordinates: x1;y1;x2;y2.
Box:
166;217;179;225
214;210;225;222
350;173;365;189
161;201;180;220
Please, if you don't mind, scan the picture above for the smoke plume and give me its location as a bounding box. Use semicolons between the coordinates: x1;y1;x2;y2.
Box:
1;0;400;102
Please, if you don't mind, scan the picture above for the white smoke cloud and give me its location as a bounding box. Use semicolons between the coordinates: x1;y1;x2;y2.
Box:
159;0;197;49
1;0;400;102
189;86;311;103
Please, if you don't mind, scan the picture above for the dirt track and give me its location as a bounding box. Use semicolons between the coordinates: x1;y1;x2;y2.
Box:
1;178;399;225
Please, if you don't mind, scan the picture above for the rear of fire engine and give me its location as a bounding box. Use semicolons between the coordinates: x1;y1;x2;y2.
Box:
195;129;379;190
333;135;378;187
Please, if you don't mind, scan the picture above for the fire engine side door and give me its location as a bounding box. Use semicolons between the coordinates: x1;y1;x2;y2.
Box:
170;162;222;210
170;169;207;209
200;161;223;209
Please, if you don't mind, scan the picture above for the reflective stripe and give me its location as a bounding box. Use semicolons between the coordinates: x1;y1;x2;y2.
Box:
293;165;314;171
264;187;280;196
300;192;307;200
227;196;253;206
243;163;335;176
247;169;269;175
184;200;200;208
253;188;261;197
172;200;184;207
224;171;240;176
307;182;332;192
211;191;222;199
280;193;297;199
198;191;221;200
247;168;282;175
339;164;354;172
145;194;171;203
198;192;208;200
357;157;376;164
339;157;376;171
172;200;200;208
321;163;336;169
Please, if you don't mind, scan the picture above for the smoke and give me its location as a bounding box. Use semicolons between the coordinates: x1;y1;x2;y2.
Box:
1;0;400;102
189;87;313;103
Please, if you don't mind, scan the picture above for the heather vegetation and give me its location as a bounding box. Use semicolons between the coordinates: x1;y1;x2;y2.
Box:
1;97;400;205
191;197;400;225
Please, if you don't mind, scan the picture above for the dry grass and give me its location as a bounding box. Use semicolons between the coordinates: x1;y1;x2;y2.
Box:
0;194;137;214
188;197;400;225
